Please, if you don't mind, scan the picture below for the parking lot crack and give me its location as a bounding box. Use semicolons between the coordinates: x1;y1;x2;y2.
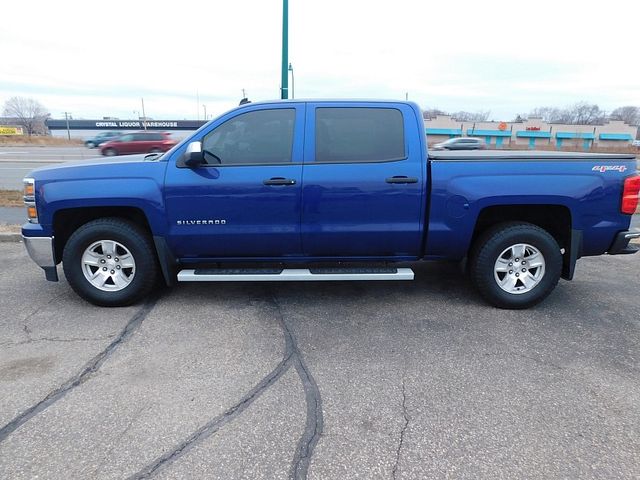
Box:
128;293;323;480
0;297;158;444
92;404;151;477
270;294;324;480
127;296;297;479
19;292;67;342
392;379;409;480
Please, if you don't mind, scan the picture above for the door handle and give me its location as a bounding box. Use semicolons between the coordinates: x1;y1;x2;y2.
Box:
385;176;418;184
263;177;297;186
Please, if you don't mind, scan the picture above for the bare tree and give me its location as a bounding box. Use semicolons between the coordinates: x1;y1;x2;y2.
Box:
452;110;491;122
2;97;49;136
529;107;566;123
529;103;605;125
569;102;606;125
609;106;640;126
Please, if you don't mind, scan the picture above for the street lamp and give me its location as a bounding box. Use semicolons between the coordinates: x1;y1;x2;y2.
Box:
288;63;295;99
63;112;71;140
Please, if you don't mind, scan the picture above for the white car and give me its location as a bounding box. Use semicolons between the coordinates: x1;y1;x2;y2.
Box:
432;137;486;151
631;140;640;147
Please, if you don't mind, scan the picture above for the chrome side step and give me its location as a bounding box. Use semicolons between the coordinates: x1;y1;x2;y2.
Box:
177;267;414;282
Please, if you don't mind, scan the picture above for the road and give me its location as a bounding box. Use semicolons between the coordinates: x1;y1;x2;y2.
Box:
1;243;639;479
0;146;102;190
1;146;637;192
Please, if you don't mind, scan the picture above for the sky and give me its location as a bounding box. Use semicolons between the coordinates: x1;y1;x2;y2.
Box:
1;0;639;121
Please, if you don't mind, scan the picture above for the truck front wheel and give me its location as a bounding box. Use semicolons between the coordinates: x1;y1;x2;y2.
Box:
62;218;159;307
469;222;562;309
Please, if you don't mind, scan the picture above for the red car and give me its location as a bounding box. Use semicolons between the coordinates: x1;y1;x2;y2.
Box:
99;131;177;156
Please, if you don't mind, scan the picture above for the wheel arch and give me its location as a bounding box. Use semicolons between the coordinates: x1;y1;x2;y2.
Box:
53;207;152;263
470;204;579;280
53;206;175;286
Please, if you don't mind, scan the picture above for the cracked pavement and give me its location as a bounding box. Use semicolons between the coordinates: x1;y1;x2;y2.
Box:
1;241;640;479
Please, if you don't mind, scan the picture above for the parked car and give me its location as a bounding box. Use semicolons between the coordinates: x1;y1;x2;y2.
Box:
99;132;176;156
85;131;121;148
632;140;640;147
21;100;639;309
432;137;486;150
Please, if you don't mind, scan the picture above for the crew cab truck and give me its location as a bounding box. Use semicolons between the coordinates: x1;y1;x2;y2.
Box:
21;100;640;309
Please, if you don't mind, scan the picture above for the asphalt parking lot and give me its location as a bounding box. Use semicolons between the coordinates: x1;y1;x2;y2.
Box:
1;242;639;479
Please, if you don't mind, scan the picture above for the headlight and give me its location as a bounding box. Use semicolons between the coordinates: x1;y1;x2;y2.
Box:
23;177;38;223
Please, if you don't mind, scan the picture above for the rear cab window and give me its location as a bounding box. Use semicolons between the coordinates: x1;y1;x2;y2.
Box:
314;107;405;163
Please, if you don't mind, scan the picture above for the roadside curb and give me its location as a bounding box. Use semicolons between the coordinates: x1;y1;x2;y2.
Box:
0;232;21;243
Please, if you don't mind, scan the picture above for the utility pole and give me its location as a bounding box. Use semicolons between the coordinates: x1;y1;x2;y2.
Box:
281;0;288;99
203;104;207;121
141;97;147;130
63;112;71;140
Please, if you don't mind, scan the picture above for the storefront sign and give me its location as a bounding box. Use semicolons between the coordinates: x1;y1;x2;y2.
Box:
0;126;24;135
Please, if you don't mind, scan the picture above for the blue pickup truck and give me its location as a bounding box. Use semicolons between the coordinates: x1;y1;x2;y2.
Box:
21;100;640;308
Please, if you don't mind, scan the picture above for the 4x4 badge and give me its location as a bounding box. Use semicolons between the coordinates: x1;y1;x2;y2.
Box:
592;165;627;173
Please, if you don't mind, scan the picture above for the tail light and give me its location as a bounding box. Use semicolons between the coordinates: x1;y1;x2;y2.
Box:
621;175;640;214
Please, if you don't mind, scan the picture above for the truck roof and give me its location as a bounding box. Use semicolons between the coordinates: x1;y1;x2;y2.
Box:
238;99;419;107
429;150;637;161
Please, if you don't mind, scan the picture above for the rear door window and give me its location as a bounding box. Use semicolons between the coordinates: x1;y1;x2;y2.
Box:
315;107;405;163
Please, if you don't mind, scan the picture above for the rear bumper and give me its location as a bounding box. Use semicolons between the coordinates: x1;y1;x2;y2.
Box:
23;235;59;281
608;230;640;255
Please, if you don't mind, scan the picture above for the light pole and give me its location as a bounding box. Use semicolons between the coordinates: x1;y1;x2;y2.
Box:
203;104;207;121
141;97;147;130
63;112;71;140
281;0;288;99
288;63;295;99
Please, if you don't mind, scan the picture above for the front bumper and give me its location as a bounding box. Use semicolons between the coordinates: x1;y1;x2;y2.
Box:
23;235;59;281
608;230;640;255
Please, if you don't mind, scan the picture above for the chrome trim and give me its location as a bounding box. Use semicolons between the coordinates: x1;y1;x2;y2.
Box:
23;236;55;268
624;231;640;239
177;268;415;282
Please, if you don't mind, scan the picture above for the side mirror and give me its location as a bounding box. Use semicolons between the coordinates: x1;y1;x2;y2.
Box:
183;141;204;167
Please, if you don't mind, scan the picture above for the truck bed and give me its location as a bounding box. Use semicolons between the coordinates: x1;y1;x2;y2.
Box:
429;150;637;161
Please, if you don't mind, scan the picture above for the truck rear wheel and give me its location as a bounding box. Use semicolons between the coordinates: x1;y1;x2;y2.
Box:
469;222;562;309
62;218;158;307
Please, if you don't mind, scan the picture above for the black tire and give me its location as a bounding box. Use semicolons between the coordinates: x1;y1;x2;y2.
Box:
469;222;562;309
103;148;117;156
85;141;96;149
62;218;159;307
